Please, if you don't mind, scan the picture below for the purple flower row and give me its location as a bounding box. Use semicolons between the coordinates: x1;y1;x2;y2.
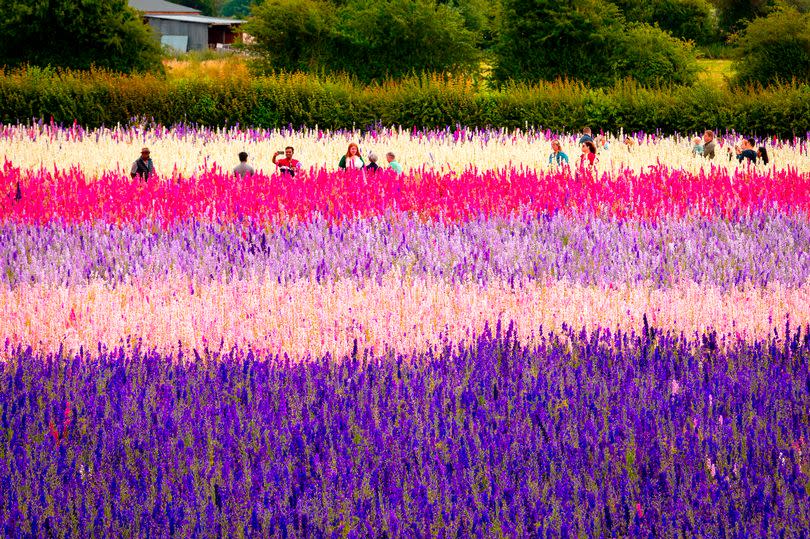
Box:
2;212;809;287
2;323;809;536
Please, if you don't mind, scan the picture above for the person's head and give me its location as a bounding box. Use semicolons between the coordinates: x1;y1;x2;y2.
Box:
140;147;150;160
238;151;248;163
368;153;378;163
582;127;592;135
551;140;562;153
703;130;714;143
597;135;606;145
746;137;756;149
692;137;702;146
285;146;294;159
582;141;596;154
758;146;769;165
346;143;359;157
624;136;635;146
386;152;396;163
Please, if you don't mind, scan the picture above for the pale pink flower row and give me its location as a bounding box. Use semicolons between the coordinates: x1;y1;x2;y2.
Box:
2;275;806;360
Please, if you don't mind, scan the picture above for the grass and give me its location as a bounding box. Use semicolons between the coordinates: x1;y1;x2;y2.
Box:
164;54;250;81
696;58;734;88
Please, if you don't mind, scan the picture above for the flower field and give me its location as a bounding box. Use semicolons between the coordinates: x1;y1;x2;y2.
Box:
2;123;810;537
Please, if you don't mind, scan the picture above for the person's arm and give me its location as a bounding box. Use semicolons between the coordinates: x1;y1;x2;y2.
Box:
561;152;569;164
272;151;282;165
338;155;346;169
130;161;138;178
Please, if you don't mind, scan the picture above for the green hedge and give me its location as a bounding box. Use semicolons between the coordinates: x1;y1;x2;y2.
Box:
2;68;810;135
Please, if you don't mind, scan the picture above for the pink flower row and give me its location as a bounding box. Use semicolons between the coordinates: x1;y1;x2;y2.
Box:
2;163;808;223
2;274;806;360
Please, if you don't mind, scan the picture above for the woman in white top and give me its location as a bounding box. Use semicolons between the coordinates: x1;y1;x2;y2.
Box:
338;143;365;170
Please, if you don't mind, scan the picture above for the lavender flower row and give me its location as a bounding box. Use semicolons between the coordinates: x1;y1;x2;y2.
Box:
2;324;809;536
2;212;809;288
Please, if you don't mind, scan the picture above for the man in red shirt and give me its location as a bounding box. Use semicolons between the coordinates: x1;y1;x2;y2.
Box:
272;146;302;176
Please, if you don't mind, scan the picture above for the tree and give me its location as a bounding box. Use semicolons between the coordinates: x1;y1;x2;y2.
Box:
492;0;626;86
331;0;480;81
171;0;223;16
245;0;480;81
733;7;810;84
709;0;770;33
242;0;336;73
616;24;699;85
0;0;163;73
492;0;698;86
222;0;254;17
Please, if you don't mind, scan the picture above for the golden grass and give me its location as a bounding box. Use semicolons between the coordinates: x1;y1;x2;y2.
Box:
164;55;250;81
696;59;735;88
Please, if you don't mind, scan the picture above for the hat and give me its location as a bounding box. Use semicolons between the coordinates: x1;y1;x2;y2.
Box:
141;147;150;154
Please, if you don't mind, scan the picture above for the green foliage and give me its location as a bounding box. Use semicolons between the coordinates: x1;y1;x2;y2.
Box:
616;24;700;85
0;0;163;74
2;68;810;135
242;0;336;73
612;0;716;42
330;0;479;81
709;0;770;33
170;0;223;16
246;0;480;82
650;0;717;42
222;0;254;17
493;0;625;86
733;7;810;84
493;0;698;86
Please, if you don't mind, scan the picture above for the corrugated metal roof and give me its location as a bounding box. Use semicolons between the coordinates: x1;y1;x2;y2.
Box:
128;0;201;14
146;14;246;25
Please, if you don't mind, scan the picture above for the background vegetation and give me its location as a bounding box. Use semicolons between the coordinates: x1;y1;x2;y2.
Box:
2;67;810;135
1;0;810;131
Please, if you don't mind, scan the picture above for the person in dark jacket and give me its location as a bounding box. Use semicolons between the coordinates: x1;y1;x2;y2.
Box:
131;147;156;180
365;153;380;172
735;138;758;164
702;130;716;159
578;127;594;145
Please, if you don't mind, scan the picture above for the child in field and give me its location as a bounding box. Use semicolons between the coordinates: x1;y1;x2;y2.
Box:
691;137;704;156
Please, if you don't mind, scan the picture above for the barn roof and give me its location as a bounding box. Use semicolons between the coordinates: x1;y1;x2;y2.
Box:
128;0;201;15
146;14;246;25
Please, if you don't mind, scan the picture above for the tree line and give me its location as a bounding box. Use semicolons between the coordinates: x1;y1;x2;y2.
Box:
0;0;808;86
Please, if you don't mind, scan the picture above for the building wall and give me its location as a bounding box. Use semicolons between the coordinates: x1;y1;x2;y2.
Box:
146;18;208;51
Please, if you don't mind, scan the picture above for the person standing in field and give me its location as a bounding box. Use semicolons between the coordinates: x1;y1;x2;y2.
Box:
339;143;365;170
702;130;716;159
548;140;569;166
578;127;594;145
365;153;381;172
579;141;597;167
272;146;301;176
131;147;156;180
735;138;758;163
386;152;403;174
233;151;255;178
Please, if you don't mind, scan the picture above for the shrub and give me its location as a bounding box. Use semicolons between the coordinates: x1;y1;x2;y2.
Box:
732;7;810;85
0;0;163;74
330;0;480;82
2;67;810;135
615;24;700;86
493;0;625;87
650;0;717;42
245;0;480;83
242;0;336;73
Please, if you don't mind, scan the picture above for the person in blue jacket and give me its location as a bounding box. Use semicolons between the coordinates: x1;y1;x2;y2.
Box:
548;140;569;166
